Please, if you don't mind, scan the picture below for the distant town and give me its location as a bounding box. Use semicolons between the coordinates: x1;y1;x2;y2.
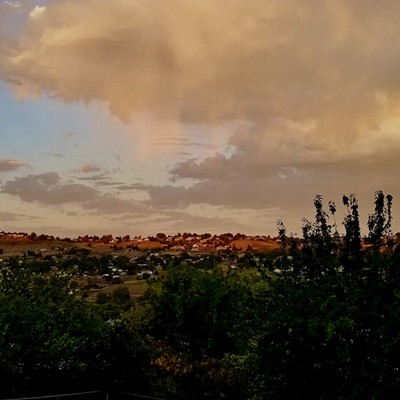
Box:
0;230;281;255
0;231;283;301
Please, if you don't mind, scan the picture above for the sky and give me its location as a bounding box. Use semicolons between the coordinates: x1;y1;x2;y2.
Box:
1;0;400;238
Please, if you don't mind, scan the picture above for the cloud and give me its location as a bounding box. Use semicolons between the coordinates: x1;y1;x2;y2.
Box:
153;141;218;149
78;173;107;182
163;210;256;235
81;195;151;216
2;1;400;182
115;184;141;191
1;0;400;144
3;1;20;8
0;210;38;221
29;5;45;19
79;163;101;173
145;138;400;234
170;153;232;181
1;172;152;217
77;173;127;188
0;157;27;172
150;135;217;149
63;131;77;138
1;172;98;204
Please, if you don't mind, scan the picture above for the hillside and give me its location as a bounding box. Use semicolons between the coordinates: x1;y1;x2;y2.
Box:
0;231;280;258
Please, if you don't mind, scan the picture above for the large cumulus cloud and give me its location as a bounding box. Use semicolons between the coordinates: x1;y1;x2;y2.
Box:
2;0;400;138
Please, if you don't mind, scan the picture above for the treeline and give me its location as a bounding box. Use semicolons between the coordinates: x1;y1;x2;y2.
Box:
1;191;400;399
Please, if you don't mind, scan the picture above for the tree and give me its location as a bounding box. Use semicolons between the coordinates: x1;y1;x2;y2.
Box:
250;192;400;399
145;265;261;398
112;286;131;304
0;268;110;396
342;193;361;256
368;190;393;251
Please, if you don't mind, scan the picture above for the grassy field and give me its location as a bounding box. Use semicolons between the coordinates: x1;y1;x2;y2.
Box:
80;275;154;303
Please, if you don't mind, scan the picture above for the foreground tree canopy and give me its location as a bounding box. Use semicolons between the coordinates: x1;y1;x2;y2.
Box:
1;191;400;399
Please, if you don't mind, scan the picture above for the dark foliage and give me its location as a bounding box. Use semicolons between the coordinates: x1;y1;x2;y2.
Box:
1;191;400;399
0;269;111;397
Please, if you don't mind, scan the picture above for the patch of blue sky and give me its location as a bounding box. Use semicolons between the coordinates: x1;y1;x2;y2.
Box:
0;83;91;169
0;92;130;186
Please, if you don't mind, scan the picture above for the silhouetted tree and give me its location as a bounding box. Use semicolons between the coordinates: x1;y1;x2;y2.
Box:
342;193;361;256
276;219;287;251
366;191;393;251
